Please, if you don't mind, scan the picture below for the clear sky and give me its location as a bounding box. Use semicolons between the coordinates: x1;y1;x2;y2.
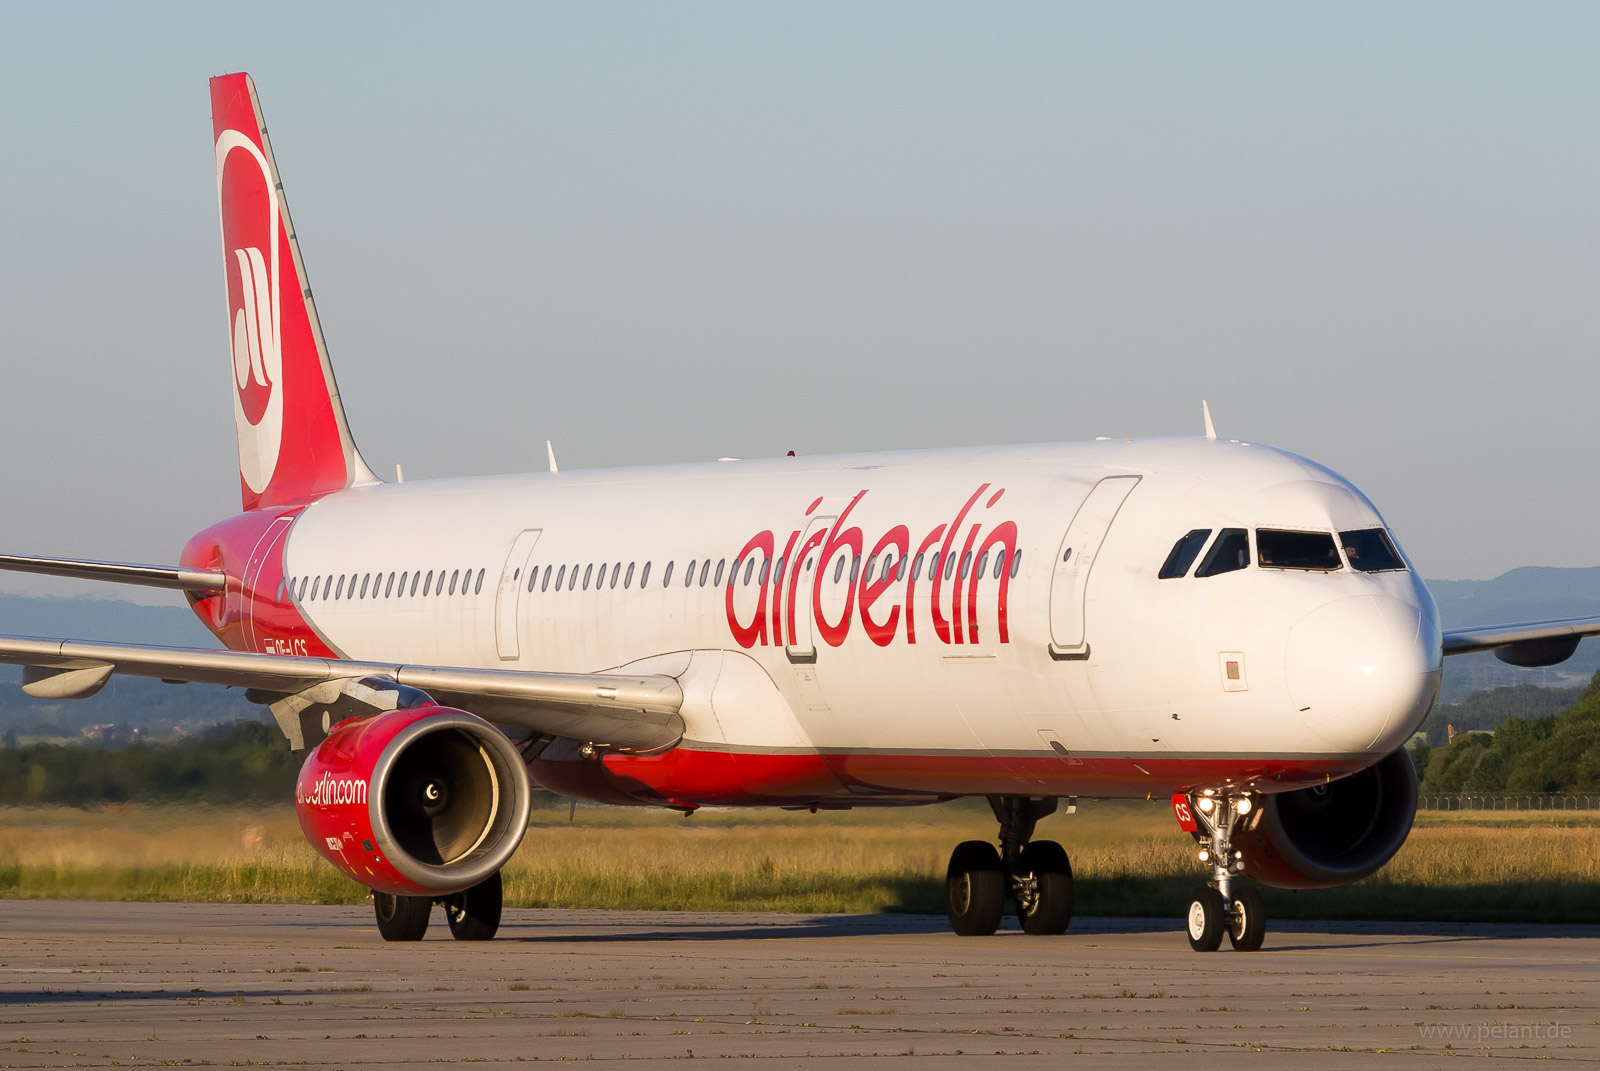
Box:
1;2;1596;606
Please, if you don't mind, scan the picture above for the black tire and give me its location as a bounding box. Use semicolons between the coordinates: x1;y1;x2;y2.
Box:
1185;885;1225;953
1017;840;1074;936
373;891;431;942
446;871;503;941
1227;884;1266;952
946;840;1005;936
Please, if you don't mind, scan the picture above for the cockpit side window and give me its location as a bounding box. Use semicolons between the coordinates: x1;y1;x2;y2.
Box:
1340;528;1407;572
1158;529;1212;579
1257;529;1341;571
1195;528;1250;577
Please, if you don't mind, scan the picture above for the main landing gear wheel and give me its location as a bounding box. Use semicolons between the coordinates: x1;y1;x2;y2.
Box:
946;840;1005;936
1016;840;1074;936
373;891;432;942
1228;884;1265;952
1186;885;1226;953
445;871;504;941
942;796;1074;937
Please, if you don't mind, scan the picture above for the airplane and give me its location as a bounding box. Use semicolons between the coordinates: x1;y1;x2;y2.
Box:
3;72;1597;952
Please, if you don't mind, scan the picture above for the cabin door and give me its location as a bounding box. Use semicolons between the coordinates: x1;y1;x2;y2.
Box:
1047;475;1140;659
495;528;543;660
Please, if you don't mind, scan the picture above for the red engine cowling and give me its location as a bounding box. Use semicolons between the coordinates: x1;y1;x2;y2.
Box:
1238;747;1418;890
295;705;533;897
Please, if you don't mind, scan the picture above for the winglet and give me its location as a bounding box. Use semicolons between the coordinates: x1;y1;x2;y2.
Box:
546;440;559;474
1202;400;1217;441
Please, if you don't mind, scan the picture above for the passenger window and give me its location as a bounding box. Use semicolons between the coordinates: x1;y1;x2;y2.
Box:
640;562;652;587
759;558;770;584
928;551;941;580
276;579;286;603
944;553;957;581
662;562;674;587
1340;528;1407;572
309;577;319;600
335;575;346;600
422;570;433;596
596;563;607;588
583;564;593;590
475;568;485;594
865;554;879;581
1195;529;1251;577
833;556;845;583
744;558;756;585
713;559;725;586
398;571;408;597
448;570;459;596
685;560;696;587
409;571;419;597
569;564;579;590
1159;529;1213;579
728;558;741;586
897;555;907;582
960;551;972;579
1257;529;1340;571
540;565;551;592
913;553;925;580
554;565;566;591
527;566;538;592
625;562;636;588
773;557;785;585
611;562;622;589
383;573;394;598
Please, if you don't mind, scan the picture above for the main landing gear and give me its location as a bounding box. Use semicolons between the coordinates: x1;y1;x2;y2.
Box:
946;796;1074;936
373;871;504;942
1182;790;1265;953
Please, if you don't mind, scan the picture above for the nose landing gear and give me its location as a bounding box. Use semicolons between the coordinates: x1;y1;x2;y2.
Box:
1180;791;1266;952
944;796;1074;936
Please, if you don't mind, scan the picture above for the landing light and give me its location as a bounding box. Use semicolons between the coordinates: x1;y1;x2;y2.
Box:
1235;797;1253;816
1197;849;1210;863
1197;797;1215;814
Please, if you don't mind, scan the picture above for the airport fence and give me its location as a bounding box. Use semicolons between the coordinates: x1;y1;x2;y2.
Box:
1418;794;1600;811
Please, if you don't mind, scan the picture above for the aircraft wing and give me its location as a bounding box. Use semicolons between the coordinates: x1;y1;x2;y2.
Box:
1441;615;1600;667
0;634;684;752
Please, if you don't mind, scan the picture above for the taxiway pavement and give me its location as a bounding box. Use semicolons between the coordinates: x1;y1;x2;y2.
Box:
0;902;1596;1067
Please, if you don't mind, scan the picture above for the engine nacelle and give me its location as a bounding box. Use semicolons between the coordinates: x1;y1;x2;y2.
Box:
1238;747;1418;890
295;705;532;896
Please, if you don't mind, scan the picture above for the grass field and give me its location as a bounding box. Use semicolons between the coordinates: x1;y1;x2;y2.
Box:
1;800;1597;923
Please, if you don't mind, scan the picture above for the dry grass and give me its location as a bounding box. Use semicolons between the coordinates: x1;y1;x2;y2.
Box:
1;800;1597;921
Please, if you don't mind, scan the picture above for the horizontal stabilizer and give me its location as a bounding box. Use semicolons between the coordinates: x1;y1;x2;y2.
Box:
1441;615;1600;667
0;553;226;592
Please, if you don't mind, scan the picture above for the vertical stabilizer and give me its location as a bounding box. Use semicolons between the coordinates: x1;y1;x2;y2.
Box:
210;72;379;511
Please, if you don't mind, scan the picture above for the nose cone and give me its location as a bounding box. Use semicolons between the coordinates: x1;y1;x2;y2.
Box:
1287;595;1441;754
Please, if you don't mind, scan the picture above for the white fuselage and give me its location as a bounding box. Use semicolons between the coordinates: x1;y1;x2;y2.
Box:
262;435;1441;802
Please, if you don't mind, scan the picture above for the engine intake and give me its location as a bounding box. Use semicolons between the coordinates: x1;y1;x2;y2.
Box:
296;705;532;896
1238;747;1418;890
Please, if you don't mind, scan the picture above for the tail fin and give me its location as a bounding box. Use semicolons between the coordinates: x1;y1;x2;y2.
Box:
210;72;378;511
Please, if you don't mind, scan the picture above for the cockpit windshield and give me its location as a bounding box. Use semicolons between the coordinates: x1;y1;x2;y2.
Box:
1257;529;1341;571
1340;528;1407;572
1158;529;1212;579
1194;528;1250;577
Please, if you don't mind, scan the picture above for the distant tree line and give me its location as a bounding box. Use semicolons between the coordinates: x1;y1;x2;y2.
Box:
0;721;300;805
1411;670;1600;794
0;719;573;808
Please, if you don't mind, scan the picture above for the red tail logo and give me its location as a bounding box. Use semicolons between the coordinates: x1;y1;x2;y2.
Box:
210;73;376;511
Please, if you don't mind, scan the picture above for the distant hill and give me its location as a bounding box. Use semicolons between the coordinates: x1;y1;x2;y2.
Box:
1426;567;1600;702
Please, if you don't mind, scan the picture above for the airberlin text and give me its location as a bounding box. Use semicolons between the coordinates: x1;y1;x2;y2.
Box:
298;772;369;807
726;484;1018;650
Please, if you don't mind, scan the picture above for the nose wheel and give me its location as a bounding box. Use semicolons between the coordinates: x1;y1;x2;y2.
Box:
944;796;1074;936
1179;791;1267;952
